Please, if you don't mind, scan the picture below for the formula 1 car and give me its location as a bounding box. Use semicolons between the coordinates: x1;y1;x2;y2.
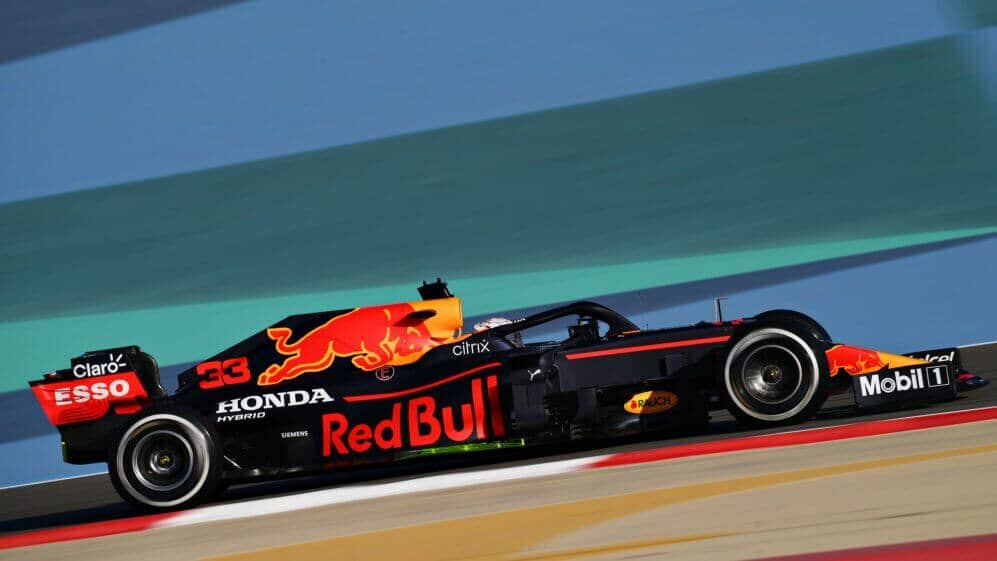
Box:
29;280;967;510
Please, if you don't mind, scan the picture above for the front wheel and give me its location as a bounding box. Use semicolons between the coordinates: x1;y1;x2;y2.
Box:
108;412;220;510
722;325;829;426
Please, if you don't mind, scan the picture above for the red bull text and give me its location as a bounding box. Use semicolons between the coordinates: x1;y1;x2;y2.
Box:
322;375;505;457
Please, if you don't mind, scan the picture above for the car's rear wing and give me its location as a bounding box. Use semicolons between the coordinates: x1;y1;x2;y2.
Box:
28;346;167;463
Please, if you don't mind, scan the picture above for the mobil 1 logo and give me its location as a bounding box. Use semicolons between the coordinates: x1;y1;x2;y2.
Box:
853;364;955;409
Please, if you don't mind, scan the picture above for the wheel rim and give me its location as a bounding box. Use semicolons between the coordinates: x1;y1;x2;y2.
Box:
740;345;803;405
115;414;211;508
131;429;194;492
722;328;822;422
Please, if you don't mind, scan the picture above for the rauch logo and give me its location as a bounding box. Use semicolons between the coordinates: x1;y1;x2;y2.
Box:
624;390;679;414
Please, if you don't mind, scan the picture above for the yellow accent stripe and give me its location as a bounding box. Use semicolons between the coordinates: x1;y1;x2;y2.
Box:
208;444;997;561
875;351;929;369
508;533;733;561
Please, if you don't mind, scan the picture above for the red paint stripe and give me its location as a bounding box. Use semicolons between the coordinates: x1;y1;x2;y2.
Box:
0;513;171;550
487;375;506;437
564;336;731;360
747;532;997;560
588;406;997;469
471;377;488;439
343;362;502;403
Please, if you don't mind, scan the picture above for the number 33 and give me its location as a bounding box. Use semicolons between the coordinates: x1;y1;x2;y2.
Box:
196;357;251;389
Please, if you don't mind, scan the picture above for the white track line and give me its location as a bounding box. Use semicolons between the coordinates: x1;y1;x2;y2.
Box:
0;471;105;492
162;456;599;528
161;404;997;529
959;339;997;349
750;404;997;437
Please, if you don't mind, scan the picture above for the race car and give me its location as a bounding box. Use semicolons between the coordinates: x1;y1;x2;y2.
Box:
29;280;969;510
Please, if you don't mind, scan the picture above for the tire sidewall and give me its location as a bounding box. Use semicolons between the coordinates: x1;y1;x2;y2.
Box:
753;310;832;345
723;325;829;424
109;412;219;509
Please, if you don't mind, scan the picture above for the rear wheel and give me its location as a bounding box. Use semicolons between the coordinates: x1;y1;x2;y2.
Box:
108;412;220;510
722;325;829;426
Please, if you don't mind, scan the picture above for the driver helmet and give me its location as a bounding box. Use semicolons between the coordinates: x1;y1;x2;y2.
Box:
473;317;522;347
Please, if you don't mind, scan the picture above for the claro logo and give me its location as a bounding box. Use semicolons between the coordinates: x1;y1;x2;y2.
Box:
322;375;504;457
624;391;679;414
73;353;127;378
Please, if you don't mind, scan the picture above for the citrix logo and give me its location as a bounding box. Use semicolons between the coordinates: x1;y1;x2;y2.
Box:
452;340;490;356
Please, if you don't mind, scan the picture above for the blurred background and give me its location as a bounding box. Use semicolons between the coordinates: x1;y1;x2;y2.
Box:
3;0;997;487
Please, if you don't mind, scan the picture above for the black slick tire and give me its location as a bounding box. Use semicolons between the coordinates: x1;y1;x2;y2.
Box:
721;323;830;426
108;412;220;510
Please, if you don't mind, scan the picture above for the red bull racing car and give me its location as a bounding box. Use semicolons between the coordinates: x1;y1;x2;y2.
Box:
28;280;972;510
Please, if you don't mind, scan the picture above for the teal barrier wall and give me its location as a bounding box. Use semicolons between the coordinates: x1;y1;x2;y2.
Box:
5;30;997;385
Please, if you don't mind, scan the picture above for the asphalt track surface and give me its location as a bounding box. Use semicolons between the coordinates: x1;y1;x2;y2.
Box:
2;343;996;559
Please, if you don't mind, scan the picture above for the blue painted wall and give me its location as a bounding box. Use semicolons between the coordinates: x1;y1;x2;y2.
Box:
0;0;968;202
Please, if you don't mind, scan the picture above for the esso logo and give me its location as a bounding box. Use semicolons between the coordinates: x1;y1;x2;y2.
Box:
375;366;395;382
54;380;131;406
